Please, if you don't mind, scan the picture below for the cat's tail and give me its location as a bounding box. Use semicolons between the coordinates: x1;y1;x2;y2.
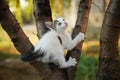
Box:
20;46;45;62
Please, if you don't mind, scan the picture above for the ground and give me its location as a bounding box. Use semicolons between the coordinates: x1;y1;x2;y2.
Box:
0;25;41;80
0;58;42;80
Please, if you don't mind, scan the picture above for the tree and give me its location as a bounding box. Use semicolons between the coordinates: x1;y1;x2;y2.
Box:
66;0;92;79
0;0;92;80
97;0;120;80
33;0;52;38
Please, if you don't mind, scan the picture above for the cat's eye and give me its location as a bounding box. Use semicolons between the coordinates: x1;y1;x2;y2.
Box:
58;23;62;25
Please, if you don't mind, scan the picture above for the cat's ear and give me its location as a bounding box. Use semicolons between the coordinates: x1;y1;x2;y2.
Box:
45;22;53;29
56;14;60;19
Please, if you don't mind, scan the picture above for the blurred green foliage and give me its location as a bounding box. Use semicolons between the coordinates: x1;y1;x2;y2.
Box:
7;0;34;26
5;0;71;26
7;0;23;26
0;52;18;61
76;54;98;80
50;0;71;18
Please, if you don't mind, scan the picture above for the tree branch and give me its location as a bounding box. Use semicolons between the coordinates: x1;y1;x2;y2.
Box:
66;0;92;80
33;0;52;38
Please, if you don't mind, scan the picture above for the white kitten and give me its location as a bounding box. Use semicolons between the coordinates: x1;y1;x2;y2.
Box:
34;17;85;68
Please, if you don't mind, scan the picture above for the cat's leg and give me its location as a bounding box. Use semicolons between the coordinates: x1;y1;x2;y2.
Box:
67;32;85;50
56;55;77;68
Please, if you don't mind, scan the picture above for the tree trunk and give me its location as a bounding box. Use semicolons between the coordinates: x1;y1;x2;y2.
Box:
33;0;52;38
97;0;120;80
66;0;92;80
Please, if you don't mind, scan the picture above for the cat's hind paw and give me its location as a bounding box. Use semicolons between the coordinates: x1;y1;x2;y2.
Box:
68;57;77;67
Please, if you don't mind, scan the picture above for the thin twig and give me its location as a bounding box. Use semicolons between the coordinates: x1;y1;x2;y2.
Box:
92;0;103;13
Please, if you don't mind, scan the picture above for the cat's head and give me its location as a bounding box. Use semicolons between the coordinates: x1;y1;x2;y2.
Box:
45;17;68;32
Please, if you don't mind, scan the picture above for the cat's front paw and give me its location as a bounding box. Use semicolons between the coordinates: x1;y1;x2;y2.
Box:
77;32;85;41
68;57;77;67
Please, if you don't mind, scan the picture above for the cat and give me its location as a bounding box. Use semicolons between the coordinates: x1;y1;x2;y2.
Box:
34;17;85;68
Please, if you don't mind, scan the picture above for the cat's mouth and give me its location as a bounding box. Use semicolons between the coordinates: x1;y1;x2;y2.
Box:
64;22;68;27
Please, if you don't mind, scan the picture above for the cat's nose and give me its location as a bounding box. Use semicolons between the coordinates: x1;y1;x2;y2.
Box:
64;22;68;26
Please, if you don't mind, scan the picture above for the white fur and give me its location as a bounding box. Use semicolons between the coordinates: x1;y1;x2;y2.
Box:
34;17;85;68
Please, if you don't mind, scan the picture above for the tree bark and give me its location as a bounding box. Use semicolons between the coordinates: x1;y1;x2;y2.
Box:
0;0;34;56
33;0;52;38
66;0;92;80
97;0;120;80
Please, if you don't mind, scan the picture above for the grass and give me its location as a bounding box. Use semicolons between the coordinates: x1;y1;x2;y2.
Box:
0;52;18;61
76;54;98;80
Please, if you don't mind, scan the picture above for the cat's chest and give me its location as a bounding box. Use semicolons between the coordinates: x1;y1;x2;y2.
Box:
60;34;66;40
59;33;69;45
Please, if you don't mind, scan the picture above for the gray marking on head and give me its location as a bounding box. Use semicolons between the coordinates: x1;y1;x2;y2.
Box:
53;20;59;28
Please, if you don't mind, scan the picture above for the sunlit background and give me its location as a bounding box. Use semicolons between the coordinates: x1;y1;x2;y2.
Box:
0;0;119;80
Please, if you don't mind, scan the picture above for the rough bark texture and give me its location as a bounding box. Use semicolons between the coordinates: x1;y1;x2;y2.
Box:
0;0;34;55
33;0;52;38
97;0;120;80
66;0;92;80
